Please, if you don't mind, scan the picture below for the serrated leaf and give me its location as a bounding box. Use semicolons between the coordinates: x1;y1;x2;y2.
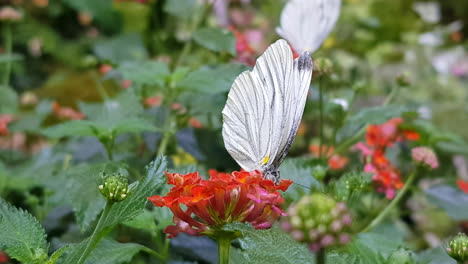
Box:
84;239;143;264
225;223;314;264
425;184;468;220
177;64;248;94
102;156;167;229
118;61;170;87
47;246;70;264
164;0;197;18
193;27;236;55
0;198;48;264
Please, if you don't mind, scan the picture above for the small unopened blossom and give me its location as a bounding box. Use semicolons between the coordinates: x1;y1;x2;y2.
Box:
189;117;202;129
0;115;14;136
396;72;411;87
148;170;292;238
0;7;22;22
412;147;438;169
20;92;39;106
282;193;352;252
313;58;333;77
276;0;341;54
447;233;468;262
99;173;130;203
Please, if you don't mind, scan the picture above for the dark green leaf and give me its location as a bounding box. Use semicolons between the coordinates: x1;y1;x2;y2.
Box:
281;158;322;201
225;223;314;264
193;27;236;55
0;198;48;264
93;34;147;63
84;239;143;264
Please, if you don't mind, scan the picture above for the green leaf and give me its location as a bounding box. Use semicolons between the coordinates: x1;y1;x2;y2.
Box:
41;120;98;138
0;86;18;113
425;184;468;220
280;158;322;201
47;246;70;264
61;0;119;31
164;0;197;18
177;64;248;94
225;223;314;264
338;105;412;139
118;61;170;87
416;247;456;264
93;34;148;63
193;27;236;55
0;53;23;63
85;239;143;264
102;156;167;229
0;198;48;264
436;141;468;156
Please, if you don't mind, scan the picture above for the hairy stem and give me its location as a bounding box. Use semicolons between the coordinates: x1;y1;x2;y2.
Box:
217;236;231;264
76;201;114;264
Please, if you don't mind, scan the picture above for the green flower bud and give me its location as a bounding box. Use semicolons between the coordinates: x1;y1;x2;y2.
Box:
282;193;353;252
396;72;411;87
447;233;468;262
313;58;333;77
311;165;328;181
99;173;129;203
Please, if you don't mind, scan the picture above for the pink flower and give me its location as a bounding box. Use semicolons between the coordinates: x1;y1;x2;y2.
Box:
412;147;439;169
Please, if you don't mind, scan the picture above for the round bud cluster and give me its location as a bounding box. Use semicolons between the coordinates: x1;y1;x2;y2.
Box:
447;233;468;262
281;193;352;252
411;147;438;170
313;58;333;77
99;173;129;203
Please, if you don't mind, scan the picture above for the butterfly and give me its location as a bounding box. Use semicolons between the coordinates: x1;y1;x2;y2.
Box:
276;0;341;54
222;39;313;183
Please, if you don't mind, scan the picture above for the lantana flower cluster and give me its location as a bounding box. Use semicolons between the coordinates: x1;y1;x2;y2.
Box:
356;118;419;199
148;170;292;238
309;144;349;170
281;193;352;252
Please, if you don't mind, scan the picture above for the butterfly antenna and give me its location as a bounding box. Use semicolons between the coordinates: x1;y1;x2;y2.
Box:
292;182;311;190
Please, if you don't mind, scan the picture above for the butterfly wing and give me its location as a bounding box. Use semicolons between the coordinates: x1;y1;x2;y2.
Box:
222;39;313;182
276;0;341;53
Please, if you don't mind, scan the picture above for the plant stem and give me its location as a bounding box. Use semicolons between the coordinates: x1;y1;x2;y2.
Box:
318;77;325;159
316;248;326;264
76;201;114;264
157;112;173;156
217;236;231;264
362;170;418;233
103;136;115;161
2;23;12;87
141;246;166;261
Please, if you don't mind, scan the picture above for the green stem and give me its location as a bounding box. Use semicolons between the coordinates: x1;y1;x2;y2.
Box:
76;201;114;264
318;77;325;159
362;169;418;233
2;23;12;87
316;248;326;264
103;136;115;161
141;246;166;261
157;112;173;156
217;237;231;264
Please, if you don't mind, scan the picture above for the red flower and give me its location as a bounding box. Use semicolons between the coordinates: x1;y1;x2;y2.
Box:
309;145;349;170
0;251;8;263
228;26;256;66
52;102;85;120
457;179;468;195
148;170;292;238
0;114;14;136
356;118;419;199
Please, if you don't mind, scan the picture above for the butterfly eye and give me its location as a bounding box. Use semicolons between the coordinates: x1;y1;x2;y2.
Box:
261;156;270;165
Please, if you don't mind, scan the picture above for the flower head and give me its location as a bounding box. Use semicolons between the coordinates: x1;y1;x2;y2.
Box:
447;233;468;262
356;118;419;199
0;115;14;137
281;193;352;252
99;173;130;203
412;147;438;169
309;145;349;170
148;170;292;238
0;7;22;22
52;102;85;120
276;0;341;54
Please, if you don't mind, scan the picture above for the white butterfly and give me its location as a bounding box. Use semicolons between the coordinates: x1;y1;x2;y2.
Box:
222;39;313;183
276;0;341;54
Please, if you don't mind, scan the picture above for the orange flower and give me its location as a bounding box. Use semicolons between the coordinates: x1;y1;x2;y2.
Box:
457;179;468;195
356;118;419;199
52;102;85;120
309;145;349;170
148;170;292;238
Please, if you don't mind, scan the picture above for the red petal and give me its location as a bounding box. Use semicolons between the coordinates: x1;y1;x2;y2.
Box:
457;179;468;194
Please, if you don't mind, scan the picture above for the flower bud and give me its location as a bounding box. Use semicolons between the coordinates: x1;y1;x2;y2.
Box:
282;193;353;252
447;233;468;262
313;58;333;77
99;173;129;202
311;165;328;181
411;147;438;169
396;72;411;87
